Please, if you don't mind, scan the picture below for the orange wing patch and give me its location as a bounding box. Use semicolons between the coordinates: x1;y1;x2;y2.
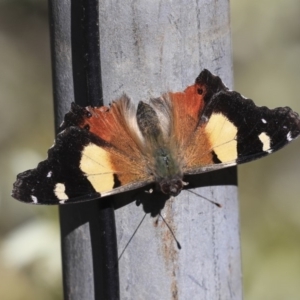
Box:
169;84;205;150
80;142;152;194
169;80;239;171
64;97;152;193
81;96;144;159
169;83;215;170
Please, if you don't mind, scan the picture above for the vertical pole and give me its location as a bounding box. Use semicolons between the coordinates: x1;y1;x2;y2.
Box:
99;0;242;299
48;0;119;299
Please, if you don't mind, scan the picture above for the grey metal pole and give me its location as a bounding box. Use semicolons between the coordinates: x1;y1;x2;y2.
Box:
98;0;242;299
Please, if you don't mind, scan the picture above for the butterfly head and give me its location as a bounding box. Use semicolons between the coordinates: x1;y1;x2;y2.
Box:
159;178;184;197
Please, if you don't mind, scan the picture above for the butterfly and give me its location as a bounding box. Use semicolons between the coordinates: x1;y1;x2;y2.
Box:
12;69;300;205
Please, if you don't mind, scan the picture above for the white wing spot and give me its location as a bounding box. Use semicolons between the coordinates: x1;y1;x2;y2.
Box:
258;132;272;153
54;183;69;201
31;195;38;203
287;131;293;142
47;171;52;178
261;118;267;124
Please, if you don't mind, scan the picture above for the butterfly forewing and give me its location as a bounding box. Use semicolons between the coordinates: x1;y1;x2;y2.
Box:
180;70;300;174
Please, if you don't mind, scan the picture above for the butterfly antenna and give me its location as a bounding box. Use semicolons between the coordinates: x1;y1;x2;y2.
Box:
159;212;181;250
187;189;222;208
118;213;147;261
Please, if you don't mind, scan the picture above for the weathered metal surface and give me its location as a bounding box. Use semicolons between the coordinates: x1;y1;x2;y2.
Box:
98;0;242;299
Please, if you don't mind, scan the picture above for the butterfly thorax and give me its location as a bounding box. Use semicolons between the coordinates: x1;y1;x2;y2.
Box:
136;101;184;196
153;147;183;196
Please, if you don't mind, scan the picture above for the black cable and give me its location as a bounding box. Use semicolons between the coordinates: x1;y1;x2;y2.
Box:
71;0;120;299
49;0;120;298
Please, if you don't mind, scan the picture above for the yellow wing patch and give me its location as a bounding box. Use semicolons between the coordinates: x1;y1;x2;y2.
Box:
80;143;115;193
205;113;238;162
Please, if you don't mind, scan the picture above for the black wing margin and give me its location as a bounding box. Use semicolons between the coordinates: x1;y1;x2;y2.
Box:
12;126;100;205
197;70;300;166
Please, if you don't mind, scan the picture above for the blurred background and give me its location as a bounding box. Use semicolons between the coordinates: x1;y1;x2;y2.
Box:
0;0;299;299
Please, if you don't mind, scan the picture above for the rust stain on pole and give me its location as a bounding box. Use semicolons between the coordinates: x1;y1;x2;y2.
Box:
158;198;179;299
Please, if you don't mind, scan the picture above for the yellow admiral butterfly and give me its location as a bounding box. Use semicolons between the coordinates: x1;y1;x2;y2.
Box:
12;69;300;205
